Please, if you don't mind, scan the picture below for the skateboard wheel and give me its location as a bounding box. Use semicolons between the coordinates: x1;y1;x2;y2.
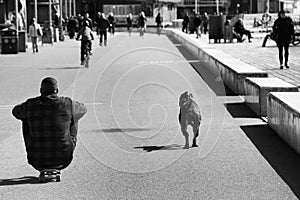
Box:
39;169;61;183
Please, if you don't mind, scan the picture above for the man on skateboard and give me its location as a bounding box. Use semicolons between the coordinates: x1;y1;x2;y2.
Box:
12;77;87;182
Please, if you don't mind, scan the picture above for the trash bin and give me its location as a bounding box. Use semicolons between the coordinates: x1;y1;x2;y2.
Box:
209;15;226;43
18;30;26;52
53;27;59;42
1;29;18;54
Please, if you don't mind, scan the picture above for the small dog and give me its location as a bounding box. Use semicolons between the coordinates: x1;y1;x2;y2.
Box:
178;91;202;149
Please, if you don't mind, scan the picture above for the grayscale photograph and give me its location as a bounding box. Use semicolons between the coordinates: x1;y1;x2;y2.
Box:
0;0;300;199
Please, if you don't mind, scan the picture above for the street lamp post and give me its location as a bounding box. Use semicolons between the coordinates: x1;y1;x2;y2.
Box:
49;0;52;25
64;0;67;18
59;0;63;25
73;0;76;16
69;0;71;17
34;0;38;21
15;0;18;31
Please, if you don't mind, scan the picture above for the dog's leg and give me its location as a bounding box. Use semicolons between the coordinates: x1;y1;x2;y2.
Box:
192;125;199;147
181;122;189;149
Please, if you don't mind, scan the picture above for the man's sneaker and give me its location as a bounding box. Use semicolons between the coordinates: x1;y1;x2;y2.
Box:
80;61;85;65
285;65;289;69
99;43;102;46
280;65;284;69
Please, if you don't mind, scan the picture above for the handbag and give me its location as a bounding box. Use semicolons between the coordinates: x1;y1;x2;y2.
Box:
37;27;42;37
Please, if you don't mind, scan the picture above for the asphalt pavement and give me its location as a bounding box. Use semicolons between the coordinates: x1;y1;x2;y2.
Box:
0;31;299;200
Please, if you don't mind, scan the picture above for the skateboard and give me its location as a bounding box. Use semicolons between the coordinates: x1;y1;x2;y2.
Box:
39;169;61;183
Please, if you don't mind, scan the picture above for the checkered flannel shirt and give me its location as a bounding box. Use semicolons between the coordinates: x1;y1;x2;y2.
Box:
12;94;87;168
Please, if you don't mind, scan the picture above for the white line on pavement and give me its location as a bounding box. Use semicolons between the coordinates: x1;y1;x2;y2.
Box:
138;60;201;64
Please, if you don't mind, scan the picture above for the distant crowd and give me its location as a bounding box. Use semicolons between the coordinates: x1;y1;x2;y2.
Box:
65;11;154;39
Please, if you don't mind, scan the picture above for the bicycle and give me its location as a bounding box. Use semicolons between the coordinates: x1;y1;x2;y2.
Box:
82;41;91;68
77;39;92;68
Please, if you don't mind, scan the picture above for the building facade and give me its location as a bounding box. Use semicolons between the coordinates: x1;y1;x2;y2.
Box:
176;0;284;16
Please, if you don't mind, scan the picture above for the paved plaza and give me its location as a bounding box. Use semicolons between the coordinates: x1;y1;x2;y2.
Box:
186;32;300;87
0;30;300;199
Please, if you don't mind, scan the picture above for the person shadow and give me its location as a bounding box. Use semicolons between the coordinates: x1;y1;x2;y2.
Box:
134;144;186;152
0;176;40;186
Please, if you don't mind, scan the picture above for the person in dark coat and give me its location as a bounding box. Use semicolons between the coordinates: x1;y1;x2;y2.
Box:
83;13;93;29
182;13;189;33
155;13;163;35
12;77;87;172
107;12;115;37
234;18;252;42
138;11;147;38
76;14;83;32
127;13;133;37
194;13;202;38
273;10;295;69
67;16;77;39
96;12;102;37
201;12;209;34
97;13;110;46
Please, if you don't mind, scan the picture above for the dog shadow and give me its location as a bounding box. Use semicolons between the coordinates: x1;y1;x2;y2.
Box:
40;67;82;70
134;144;186;152
0;176;40;186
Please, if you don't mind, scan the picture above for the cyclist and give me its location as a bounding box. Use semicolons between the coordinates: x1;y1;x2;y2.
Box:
76;20;94;65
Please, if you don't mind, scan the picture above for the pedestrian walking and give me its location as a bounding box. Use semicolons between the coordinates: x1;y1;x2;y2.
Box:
201;12;209;34
97;13;110;46
12;77;87;176
155;12;163;36
126;13;133;37
182;13;189;34
138;11;147;38
28;18;42;54
272;10;295;69
96;12;102;38
194;13;202;38
108;12;115;37
77;14;83;32
83;13;93;29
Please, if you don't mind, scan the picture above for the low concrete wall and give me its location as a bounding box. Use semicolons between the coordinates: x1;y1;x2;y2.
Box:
268;92;300;154
245;78;299;116
165;29;268;95
153;28;300;156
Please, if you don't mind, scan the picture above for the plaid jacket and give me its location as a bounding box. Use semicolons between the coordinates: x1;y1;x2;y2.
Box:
12;94;87;168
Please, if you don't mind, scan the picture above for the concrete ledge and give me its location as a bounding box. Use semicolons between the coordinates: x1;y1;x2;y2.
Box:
166;29;268;94
115;27;170;36
268;92;300;154
245;78;299;116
